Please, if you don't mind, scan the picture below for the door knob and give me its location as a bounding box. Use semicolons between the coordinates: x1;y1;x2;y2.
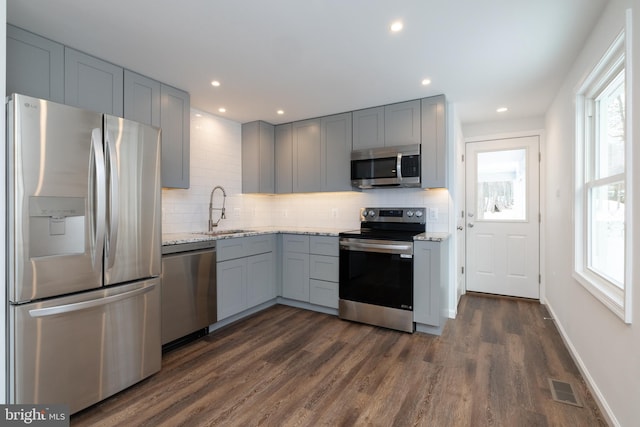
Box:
457;226;463;231
468;223;474;228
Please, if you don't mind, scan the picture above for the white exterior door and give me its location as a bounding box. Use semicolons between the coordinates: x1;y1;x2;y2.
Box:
465;136;540;299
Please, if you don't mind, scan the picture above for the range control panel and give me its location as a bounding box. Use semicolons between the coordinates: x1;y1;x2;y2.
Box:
359;207;426;224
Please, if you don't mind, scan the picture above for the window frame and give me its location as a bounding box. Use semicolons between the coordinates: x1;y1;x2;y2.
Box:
574;20;633;324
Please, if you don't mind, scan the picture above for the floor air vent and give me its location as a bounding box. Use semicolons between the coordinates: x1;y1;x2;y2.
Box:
548;378;582;407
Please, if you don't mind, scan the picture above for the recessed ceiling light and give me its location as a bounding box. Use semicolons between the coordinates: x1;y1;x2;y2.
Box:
277;110;284;115
496;107;508;113
194;113;202;118
421;78;431;86
211;80;221;87
390;21;403;32
218;107;226;113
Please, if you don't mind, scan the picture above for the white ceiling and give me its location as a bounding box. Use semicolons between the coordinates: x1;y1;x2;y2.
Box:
7;0;608;125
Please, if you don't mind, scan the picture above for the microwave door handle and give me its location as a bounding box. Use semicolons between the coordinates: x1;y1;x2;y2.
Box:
105;131;119;269
397;152;403;181
90;129;106;269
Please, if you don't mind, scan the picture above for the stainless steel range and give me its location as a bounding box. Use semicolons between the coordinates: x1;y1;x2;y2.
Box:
339;207;426;333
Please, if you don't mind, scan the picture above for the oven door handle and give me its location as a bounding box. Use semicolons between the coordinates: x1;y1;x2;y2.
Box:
340;240;413;255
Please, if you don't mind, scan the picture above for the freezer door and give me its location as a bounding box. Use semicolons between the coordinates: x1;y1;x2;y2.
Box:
7;94;105;303
104;115;161;285
8;279;162;414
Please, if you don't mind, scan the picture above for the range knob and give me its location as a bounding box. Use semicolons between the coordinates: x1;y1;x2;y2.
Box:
415;210;424;218
406;210;414;217
368;210;376;218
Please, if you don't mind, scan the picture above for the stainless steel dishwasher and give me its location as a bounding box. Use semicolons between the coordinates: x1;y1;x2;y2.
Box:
161;240;217;348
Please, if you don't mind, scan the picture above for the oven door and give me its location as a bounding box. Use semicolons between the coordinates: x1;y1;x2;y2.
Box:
339;238;413;310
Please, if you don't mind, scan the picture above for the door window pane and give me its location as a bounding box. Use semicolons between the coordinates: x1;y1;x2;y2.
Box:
476;148;527;221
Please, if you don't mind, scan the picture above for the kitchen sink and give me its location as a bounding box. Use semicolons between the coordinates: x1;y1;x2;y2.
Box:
193;229;247;236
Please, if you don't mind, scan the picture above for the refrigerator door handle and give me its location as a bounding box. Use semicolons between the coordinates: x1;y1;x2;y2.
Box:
105;131;119;269
27;283;156;318
90;128;106;269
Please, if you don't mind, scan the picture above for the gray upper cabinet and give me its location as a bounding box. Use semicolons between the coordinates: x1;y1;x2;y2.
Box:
124;70;161;127
385;100;421;147
321;112;352;191
352;100;421;150
275;124;293;194
242;121;275;193
352;106;384;150
64;47;123;116
421;95;447;188
292;119;322;193
160;84;190;189
6;25;64;103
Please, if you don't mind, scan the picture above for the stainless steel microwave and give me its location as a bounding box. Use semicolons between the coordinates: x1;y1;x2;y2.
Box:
351;144;421;189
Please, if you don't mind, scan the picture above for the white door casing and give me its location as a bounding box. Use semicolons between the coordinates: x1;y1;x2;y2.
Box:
465;136;540;299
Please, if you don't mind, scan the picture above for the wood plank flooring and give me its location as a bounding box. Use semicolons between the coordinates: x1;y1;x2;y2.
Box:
72;294;607;426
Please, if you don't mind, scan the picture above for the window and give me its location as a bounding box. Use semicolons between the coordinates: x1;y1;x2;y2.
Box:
574;22;632;323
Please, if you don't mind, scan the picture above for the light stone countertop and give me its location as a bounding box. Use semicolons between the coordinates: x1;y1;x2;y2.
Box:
162;227;451;246
162;226;346;246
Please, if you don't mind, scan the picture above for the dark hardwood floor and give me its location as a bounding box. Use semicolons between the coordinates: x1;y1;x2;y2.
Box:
72;294;607;426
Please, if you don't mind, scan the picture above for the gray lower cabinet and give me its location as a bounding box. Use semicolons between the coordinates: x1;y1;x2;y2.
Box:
282;234;338;308
6;25;64;103
413;239;449;331
124;70;161;127
421;95;447;188
64;47;123;116
275;123;293;194
242;121;275;193
308;236;339;309
217;235;276;320
160;84;190;189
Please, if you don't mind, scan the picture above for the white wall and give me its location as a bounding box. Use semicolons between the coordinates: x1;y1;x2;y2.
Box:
1;0;7;404
544;1;639;426
162;109;451;235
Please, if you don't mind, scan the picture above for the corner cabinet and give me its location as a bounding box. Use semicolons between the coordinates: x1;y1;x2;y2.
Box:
413;239;449;334
160;84;190;189
217;235;276;321
275;123;293;194
242;121;275;193
6;25;64;103
64;47;124;116
421;95;447;188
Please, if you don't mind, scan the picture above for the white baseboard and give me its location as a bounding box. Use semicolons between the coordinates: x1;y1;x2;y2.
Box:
543;299;619;427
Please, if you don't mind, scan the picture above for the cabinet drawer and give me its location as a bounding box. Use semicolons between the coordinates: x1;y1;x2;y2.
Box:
282;234;309;253
309;279;338;309
245;234;275;257
310;254;339;282
217;238;246;261
309;236;338;256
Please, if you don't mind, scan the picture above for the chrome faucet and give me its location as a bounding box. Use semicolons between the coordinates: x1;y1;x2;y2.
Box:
208;185;227;231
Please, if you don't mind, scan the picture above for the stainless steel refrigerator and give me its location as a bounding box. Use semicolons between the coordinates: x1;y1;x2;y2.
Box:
6;94;162;414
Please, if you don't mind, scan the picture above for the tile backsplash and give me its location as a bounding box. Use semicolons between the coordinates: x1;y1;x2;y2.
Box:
162;109;451;234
